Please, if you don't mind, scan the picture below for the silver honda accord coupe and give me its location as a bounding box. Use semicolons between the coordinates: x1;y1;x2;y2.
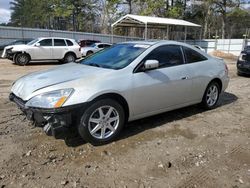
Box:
10;41;229;145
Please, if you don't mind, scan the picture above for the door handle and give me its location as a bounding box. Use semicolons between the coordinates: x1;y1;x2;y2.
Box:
181;76;188;80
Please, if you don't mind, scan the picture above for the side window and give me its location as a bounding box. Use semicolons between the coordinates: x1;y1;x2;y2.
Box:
183;46;207;63
39;39;52;46
98;44;104;48
145;45;184;68
54;39;66;46
103;44;111;48
66;40;73;46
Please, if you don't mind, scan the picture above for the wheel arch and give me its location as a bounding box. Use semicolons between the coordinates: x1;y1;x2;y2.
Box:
86;50;93;55
14;51;31;59
64;51;76;58
208;78;222;93
91;93;130;122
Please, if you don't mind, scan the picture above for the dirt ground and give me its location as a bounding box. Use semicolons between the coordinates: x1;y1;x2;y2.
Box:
0;59;249;188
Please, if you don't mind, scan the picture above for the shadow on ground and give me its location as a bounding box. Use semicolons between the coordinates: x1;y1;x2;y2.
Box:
65;92;238;147
26;61;63;66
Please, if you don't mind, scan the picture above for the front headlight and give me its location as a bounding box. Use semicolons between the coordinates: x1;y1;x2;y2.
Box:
25;88;74;108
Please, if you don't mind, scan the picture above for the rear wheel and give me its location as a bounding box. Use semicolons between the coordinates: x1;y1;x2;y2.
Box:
64;53;76;63
78;99;125;145
86;51;93;56
201;81;220;109
15;53;30;65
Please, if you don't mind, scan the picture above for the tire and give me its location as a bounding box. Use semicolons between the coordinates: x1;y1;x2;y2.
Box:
237;71;244;77
64;53;76;63
86;51;93;56
78;99;125;145
15;53;30;66
201;81;220;110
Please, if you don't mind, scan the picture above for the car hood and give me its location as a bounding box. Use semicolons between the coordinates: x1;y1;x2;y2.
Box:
11;63;113;100
5;44;28;50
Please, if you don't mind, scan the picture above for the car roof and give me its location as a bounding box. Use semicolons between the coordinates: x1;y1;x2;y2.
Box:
121;40;193;47
94;43;111;45
37;37;74;40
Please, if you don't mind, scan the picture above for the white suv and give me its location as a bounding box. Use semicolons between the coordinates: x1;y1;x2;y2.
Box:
2;37;82;65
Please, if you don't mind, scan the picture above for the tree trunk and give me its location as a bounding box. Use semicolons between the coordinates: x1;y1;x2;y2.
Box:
221;14;226;39
221;0;227;39
128;0;132;14
203;2;211;39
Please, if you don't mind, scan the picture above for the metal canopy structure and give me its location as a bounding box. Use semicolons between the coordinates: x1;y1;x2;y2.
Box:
111;14;201;42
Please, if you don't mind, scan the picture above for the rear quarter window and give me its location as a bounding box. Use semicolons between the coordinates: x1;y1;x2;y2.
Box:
183;46;207;63
66;40;74;46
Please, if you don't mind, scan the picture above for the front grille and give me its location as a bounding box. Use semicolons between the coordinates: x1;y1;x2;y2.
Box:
246;54;250;62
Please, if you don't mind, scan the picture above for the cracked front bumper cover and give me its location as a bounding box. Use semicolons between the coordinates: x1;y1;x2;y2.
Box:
9;93;87;139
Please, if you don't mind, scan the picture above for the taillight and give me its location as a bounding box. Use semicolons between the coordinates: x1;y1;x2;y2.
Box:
225;63;228;74
239;53;246;61
79;47;81;52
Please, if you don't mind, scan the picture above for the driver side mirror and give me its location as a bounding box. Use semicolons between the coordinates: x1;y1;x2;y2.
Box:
35;43;40;47
144;60;159;71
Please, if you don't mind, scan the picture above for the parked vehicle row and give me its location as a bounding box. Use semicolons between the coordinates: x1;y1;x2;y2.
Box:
2;37;82;65
237;45;250;75
81;43;112;57
78;39;100;48
9;40;229;145
1;38;112;65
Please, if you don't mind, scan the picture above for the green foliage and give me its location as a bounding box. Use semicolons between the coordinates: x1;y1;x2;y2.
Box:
7;0;250;38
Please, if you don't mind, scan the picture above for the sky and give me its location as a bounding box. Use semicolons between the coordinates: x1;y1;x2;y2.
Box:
0;0;12;23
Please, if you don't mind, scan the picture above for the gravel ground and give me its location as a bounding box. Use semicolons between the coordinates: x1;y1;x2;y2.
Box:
0;59;249;188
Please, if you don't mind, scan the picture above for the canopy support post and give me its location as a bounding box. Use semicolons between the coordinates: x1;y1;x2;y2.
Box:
145;22;147;40
111;25;114;44
166;25;169;40
184;26;187;42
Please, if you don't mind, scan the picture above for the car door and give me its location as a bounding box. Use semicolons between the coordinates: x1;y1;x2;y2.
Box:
32;39;53;60
132;45;193;116
53;39;68;59
182;46;210;102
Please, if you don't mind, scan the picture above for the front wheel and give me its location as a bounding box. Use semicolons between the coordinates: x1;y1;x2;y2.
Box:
15;53;30;65
86;51;93;56
78;99;125;145
201;82;220;110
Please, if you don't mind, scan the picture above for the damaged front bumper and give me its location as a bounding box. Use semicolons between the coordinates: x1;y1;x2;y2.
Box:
2;48;15;59
9;93;86;139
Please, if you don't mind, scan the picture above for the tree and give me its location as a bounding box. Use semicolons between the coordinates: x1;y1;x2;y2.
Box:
212;0;240;39
10;0;53;28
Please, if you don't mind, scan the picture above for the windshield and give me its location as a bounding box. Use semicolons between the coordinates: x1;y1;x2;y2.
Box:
27;39;39;45
80;43;150;70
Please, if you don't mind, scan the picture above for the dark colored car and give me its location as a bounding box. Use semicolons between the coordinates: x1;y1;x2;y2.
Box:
78;39;101;47
237;45;250;75
0;38;34;51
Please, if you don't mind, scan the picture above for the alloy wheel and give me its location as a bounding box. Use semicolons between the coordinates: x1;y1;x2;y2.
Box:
88;105;120;139
206;85;219;107
65;54;75;62
18;54;29;65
